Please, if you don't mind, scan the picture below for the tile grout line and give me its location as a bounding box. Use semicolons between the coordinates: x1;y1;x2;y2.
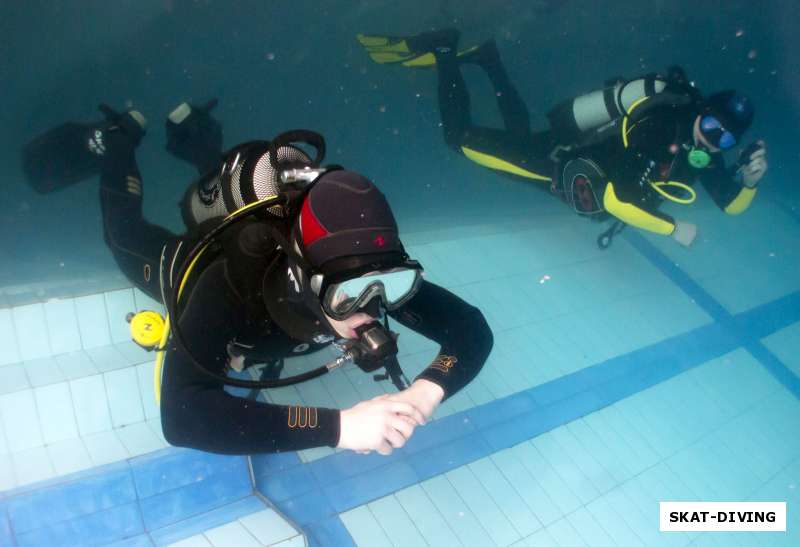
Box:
623;230;800;400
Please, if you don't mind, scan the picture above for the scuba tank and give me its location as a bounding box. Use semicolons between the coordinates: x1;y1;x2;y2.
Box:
547;74;667;145
546;66;700;148
180;131;326;233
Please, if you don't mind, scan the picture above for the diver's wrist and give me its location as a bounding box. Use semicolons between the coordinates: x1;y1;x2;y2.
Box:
411;379;445;405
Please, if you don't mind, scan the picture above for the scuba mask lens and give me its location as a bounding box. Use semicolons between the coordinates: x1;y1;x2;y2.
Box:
717;131;736;150
688;147;711;169
700;115;736;150
320;267;422;320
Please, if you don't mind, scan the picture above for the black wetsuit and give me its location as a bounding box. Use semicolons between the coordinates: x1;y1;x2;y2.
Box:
434;42;757;234
98;129;493;455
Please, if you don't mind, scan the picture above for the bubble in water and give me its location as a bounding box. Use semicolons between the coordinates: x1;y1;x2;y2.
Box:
735;29;744;37
747;49;758;59
266;52;275;61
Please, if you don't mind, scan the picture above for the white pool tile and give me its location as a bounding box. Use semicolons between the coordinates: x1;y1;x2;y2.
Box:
137;361;160;420
271;536;305;547
0;363;30;394
0;419;8;455
116;421;164;457
83;429;129;466
86;344;129;372
104;289;137;343
115;341;151;365
531;432;600;506
395;484;463;547
105;367;145;428
468;457;542;538
0;453;17;491
445;465;521;547
147;418;166;444
33;382;78;444
12;445;55;487
46;437;92;476
204;521;261;547
366;494;428;547
70;375;113;435
74;294;111;349
24;356;65;387
43;298;83;355
0;389;44;451
133;288;164;314
12;303;51;361
0;309;21;366
169;535;214;547
340;505;393;547
55;351;99;380
239;508;298;546
420;474;494;547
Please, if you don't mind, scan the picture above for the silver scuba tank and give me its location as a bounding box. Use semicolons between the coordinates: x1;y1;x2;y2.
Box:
181;144;312;231
547;74;667;144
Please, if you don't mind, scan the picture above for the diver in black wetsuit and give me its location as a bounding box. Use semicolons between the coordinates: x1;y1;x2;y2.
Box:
23;102;493;456
357;29;769;248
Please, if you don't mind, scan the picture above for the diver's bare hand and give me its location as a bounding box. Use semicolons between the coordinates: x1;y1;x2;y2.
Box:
338;395;425;455
384;379;445;422
738;140;767;188
671;220;697;247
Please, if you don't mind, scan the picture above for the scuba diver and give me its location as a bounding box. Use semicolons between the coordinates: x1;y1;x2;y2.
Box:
356;29;769;248
21;100;493;456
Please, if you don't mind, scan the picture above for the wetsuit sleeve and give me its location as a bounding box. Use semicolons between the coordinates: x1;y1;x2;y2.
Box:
389;280;493;400
698;156;757;215
604;115;677;235
160;260;340;455
602;181;676;235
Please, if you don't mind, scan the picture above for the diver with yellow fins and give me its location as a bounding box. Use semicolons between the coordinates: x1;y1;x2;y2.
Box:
21;100;492;456
357;29;768;248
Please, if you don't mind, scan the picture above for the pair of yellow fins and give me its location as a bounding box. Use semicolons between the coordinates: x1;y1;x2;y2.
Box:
356;32;477;67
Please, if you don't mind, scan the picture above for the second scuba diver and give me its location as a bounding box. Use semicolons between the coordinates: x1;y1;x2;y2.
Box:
356;29;769;248
22;100;493;456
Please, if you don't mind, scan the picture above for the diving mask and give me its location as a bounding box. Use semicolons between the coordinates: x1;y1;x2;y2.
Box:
700;115;737;150
311;261;424;321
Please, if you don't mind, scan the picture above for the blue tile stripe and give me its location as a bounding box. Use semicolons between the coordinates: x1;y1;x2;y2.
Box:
2;448;259;547
624;230;800;399
149;496;267;546
0;503;12;547
304;516;357;547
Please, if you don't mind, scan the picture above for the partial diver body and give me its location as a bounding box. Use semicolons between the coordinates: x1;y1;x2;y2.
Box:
357;29;768;247
22;102;492;456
